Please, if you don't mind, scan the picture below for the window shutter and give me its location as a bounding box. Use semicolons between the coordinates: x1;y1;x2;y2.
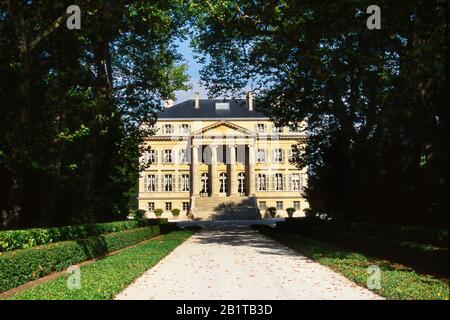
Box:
282;149;286;162
271;174;275;191
143;176;148;192
283;174;287;191
154;175;159;192
265;149;268;163
178;175;182;191
288;174;292;191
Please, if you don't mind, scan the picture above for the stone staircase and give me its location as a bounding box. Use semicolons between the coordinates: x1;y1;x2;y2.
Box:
193;196;260;221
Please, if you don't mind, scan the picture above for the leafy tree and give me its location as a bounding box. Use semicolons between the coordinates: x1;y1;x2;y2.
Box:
190;0;447;227
0;1;190;228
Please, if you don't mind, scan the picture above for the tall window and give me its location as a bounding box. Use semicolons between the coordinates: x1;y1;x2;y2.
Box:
291;174;301;191
179;149;189;164
164;124;173;134
148;202;155;211
180;174;190;192
293;201;301;210
289;146;297;161
165;202;172;211
146;150;156;164
219;172;228;194
238;173;246;195
183;202;190;211
164;174;173;191
276;201;283;210
274;173;283;191
257;149;266;163
146;174;156;191
257;174;267;191
256;123;266;133
259;201;267;210
273;149;283;162
201;173;209;195
164;150;172;163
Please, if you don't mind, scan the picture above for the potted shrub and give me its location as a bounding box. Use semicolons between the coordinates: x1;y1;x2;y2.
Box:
266;207;277;218
171;208;180;219
286;207;296;218
154;208;163;218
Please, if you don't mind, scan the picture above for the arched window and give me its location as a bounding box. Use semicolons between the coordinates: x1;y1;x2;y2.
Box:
201;173;209;196
219;172;228;194
238;173;246;196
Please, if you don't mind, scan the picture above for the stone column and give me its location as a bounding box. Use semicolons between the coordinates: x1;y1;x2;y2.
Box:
248;144;256;195
210;145;219;196
229;145;238;196
191;145;199;196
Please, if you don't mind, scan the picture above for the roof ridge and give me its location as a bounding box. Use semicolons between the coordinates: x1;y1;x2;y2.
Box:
157;98;267;119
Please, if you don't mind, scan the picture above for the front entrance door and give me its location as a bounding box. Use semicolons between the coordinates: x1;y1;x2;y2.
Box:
238;172;246;196
200;173;209;197
219;172;228;195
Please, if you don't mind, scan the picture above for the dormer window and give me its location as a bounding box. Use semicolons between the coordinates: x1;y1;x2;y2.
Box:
215;102;230;110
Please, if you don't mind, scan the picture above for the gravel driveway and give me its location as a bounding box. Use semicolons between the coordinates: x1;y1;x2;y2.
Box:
115;226;382;300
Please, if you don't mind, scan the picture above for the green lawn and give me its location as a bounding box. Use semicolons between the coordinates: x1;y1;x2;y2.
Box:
256;227;449;300
9;230;194;300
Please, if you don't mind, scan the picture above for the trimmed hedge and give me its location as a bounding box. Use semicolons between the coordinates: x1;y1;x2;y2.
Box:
280;218;448;247
277;221;448;275
0;225;166;293
0;218;168;252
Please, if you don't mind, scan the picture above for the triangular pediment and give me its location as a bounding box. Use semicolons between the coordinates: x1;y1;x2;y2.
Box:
192;121;255;136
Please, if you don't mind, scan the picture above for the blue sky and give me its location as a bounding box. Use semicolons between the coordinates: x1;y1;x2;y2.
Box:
173;39;209;102
173;39;252;103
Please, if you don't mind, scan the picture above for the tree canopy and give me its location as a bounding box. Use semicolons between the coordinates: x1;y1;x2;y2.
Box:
0;0;190;228
190;0;447;226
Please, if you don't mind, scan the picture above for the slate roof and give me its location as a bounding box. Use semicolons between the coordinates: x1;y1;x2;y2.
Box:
157;99;268;119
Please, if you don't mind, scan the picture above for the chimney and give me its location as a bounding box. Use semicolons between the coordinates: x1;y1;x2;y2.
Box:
246;91;253;111
194;92;200;109
163;99;174;108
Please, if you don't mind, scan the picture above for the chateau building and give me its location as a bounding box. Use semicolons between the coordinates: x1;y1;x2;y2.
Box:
138;92;308;220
